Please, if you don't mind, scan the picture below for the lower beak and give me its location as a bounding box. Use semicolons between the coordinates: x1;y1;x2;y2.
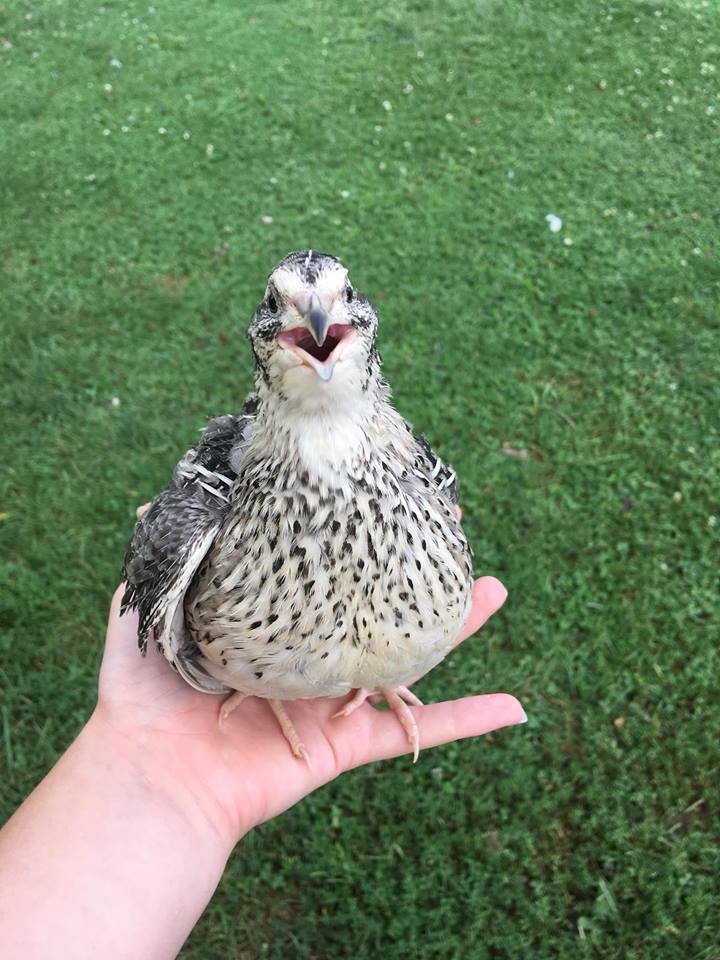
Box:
306;292;330;346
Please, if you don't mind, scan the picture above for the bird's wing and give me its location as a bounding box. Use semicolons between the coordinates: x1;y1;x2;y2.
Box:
121;395;258;692
407;427;460;506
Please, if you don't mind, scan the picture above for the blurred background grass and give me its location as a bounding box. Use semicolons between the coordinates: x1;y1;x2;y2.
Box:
1;0;719;956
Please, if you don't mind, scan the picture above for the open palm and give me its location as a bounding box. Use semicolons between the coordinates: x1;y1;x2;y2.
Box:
94;578;525;843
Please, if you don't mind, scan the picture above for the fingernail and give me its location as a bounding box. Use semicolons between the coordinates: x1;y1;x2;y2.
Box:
518;708;528;724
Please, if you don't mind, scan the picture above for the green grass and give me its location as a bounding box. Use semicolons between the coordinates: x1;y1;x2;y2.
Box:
1;0;719;955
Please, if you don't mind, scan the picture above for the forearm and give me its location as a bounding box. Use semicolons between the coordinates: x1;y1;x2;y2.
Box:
0;716;235;960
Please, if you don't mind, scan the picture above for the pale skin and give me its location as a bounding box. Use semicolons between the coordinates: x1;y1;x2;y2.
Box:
0;575;525;960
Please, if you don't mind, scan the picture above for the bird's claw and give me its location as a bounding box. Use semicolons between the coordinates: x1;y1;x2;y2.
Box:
333;685;423;761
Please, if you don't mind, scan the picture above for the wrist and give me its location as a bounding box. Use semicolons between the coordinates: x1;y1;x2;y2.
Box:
0;711;241;960
83;708;244;857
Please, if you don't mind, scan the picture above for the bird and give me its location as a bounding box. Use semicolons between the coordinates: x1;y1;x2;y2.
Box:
121;250;473;762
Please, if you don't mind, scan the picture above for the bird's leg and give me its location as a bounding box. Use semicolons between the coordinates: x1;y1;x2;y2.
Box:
331;687;373;718
381;687;422;763
218;691;249;727
333;685;423;761
333;685;423;718
268;699;311;768
394;685;424;708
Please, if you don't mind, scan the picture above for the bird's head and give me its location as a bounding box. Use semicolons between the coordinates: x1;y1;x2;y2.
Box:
248;251;379;403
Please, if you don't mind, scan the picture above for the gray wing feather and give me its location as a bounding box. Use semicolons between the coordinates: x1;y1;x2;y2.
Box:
121;397;257;689
410;429;460;506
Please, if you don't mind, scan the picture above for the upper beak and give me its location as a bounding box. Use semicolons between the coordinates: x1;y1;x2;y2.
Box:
306;292;330;346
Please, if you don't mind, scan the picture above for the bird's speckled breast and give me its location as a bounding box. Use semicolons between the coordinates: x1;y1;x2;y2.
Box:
185;455;472;700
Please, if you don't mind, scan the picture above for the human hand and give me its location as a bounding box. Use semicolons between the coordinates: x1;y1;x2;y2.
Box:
90;578;525;851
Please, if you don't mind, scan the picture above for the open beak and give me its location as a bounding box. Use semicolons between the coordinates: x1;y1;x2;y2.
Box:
277;300;355;383
307;292;330;347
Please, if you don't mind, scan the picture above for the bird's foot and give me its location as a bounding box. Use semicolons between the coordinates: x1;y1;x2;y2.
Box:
268;699;312;769
331;687;373;719
218;690;249;727
332;685;422;718
381;687;424;762
333;685;424;762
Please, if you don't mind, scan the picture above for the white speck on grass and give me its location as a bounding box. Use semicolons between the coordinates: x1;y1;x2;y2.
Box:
111;396;121;407
508;169;514;178
403;82;413;94
445;112;454;121
339;189;350;198
546;214;562;232
260;215;273;224
183;130;190;139
158;127;167;134
673;491;682;502
102;128;111;136
205;143;214;158
563;236;573;246
382;100;392;111
103;83;113;92
269;176;278;184
121;125;129;133
110;57;122;68
700;62;715;75
708;515;717;528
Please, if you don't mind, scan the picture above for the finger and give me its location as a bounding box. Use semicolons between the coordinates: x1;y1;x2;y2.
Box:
101;585;142;666
102;585;167;675
454;505;462;522
456;576;507;645
107;584;136;642
351;693;526;768
136;502;151;519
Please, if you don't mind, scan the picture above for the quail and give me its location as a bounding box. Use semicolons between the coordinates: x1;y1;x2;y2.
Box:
122;251;473;762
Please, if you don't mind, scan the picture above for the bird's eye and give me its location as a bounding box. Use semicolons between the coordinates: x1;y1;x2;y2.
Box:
345;285;354;303
267;291;278;314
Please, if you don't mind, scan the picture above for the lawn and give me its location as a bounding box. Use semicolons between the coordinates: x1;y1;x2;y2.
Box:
1;0;719;956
